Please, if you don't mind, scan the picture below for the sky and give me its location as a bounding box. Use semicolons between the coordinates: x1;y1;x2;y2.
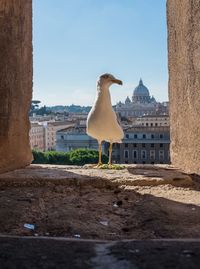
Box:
33;0;168;106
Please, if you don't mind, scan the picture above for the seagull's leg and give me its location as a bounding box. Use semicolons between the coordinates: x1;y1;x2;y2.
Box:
97;141;102;166
108;143;113;166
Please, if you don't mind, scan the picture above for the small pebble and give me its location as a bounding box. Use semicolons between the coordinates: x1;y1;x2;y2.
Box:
100;221;108;226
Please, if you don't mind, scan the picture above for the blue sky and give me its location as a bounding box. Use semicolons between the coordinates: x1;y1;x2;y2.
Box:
33;0;168;106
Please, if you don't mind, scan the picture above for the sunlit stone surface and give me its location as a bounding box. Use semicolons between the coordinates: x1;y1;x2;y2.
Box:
0;0;33;173
167;0;200;174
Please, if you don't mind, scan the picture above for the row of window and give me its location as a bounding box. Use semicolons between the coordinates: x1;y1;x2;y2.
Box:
137;118;168;121
47;137;55;141
124;149;167;160
125;133;165;139
31;129;43;134
120;111;155;116
30;135;43;139
124;143;164;148
140;122;168;127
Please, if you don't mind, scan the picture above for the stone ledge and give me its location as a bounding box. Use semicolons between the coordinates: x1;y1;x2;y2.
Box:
0;164;193;188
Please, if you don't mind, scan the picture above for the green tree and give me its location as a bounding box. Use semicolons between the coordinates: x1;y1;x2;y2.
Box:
29;100;41;116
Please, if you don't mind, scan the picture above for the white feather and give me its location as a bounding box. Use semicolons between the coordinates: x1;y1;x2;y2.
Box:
87;75;124;143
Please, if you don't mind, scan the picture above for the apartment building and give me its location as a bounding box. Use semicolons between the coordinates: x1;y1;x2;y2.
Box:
135;115;169;127
56;125;99;152
29;122;45;151
110;126;170;164
45;121;74;151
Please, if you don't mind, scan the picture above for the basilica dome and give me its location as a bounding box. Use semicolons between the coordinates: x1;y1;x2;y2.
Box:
132;79;151;104
133;79;150;97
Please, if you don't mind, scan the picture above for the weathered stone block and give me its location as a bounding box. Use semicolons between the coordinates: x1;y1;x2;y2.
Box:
0;0;33;173
167;0;200;174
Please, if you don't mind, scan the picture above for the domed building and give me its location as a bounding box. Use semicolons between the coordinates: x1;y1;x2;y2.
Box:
116;79;168;117
132;79;151;103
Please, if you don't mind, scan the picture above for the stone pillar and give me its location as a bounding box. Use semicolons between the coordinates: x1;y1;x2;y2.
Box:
0;0;33;173
167;0;200;174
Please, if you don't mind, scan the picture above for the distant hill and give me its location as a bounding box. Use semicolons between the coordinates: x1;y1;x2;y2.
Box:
47;105;91;113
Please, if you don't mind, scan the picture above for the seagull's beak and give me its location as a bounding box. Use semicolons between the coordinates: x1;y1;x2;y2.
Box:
111;79;123;85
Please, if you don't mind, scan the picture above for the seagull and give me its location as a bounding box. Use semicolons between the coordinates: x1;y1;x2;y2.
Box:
86;73;124;166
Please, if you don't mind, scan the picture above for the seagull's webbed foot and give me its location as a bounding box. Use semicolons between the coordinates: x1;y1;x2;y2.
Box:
93;162;103;169
108;162;112;168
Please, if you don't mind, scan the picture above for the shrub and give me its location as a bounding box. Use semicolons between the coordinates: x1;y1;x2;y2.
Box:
32;150;48;164
45;151;71;165
32;149;108;166
68;148;108;165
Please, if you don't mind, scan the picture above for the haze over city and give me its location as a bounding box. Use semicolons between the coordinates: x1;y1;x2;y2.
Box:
33;0;168;106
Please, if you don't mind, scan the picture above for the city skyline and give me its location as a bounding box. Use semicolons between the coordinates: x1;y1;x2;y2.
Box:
33;0;168;106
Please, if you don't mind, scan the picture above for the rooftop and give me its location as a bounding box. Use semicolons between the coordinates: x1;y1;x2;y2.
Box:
47;121;74;126
58;125;86;134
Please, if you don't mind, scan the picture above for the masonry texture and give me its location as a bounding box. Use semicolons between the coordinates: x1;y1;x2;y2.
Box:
167;0;200;174
0;0;33;173
0;1;199;174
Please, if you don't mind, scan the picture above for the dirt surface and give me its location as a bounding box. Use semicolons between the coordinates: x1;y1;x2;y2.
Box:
0;165;199;240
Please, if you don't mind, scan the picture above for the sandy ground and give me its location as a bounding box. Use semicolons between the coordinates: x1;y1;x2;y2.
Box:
0;165;199;240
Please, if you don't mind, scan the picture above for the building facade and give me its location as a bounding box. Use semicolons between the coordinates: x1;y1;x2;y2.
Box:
29;122;45;151
109;126;170;164
56;125;99;152
135;115;169;127
56;124;170;165
45;121;74;151
116;79;168;117
29;120;75;151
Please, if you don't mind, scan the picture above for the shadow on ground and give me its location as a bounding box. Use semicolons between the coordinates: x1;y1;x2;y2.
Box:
1;237;200;269
0;165;200;240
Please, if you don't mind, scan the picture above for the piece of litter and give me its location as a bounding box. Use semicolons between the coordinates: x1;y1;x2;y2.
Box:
45;232;50;236
34;233;39;237
74;234;81;238
24;223;35;230
113;203;118;208
100;221;108;226
192;208;196;211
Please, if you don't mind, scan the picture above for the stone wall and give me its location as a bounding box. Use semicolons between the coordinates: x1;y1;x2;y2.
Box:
0;0;199;174
0;0;33;173
167;0;200;174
